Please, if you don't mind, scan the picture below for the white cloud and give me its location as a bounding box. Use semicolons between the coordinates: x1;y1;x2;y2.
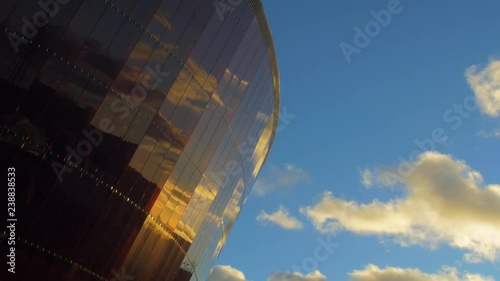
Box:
466;59;500;117
268;270;328;281
463;253;485;264
257;205;304;230
207;265;247;281
477;129;500;138
360;168;373;188
207;266;328;281
253;164;311;196
349;265;494;281
301;152;500;262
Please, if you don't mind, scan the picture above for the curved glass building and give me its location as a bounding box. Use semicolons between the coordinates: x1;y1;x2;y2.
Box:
0;0;279;280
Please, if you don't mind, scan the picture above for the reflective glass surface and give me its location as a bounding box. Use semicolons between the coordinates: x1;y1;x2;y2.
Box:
0;1;279;280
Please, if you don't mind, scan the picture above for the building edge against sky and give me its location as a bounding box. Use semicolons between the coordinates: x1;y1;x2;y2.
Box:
0;0;279;280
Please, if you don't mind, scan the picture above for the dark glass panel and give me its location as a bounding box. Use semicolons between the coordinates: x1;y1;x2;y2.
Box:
0;0;18;25
158;0;202;56
129;0;163;28
172;0;215;62
109;0;137;14
97;20;143;81
145;0;183;42
61;0;108;59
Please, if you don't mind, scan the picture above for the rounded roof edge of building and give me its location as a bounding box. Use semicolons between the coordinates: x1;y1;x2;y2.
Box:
249;0;280;158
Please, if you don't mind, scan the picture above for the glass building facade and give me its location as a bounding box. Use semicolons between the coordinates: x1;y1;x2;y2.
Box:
0;0;279;280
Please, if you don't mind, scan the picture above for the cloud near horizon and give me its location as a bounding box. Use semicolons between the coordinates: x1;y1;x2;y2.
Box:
207;265;328;281
207;265;247;281
207;264;494;281
257;205;304;230
466;59;500;117
268;270;328;281
301;151;500;263
349;264;494;281
253;163;311;196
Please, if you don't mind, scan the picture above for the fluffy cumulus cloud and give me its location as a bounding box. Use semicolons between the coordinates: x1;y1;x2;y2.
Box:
466;59;500;117
349;265;494;281
207;265;247;281
301;152;500;262
253;164;311;196
257;205;304;230
268;270;328;281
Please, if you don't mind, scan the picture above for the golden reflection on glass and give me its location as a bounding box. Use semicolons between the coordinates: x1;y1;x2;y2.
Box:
178;182;216;243
129;135;158;174
0;1;279;280
151;10;174;41
251;112;275;177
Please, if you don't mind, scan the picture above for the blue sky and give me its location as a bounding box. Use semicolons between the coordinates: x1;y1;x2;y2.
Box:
209;1;500;280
